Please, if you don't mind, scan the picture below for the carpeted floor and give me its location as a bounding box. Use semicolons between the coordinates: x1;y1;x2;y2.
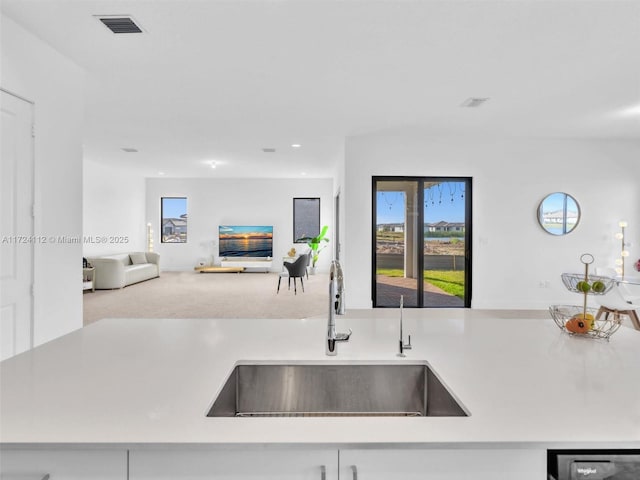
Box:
83;271;329;326
83;270;553;327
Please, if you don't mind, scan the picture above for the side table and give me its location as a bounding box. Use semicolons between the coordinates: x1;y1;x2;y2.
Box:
83;267;95;292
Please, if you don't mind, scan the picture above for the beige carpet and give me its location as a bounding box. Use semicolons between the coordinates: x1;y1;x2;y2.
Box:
83;271;329;326
83;271;554;327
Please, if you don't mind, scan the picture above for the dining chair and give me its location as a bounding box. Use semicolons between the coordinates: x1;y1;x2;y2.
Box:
277;253;309;294
595;284;640;330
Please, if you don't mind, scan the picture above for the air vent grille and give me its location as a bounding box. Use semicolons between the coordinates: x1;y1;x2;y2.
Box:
98;16;143;34
460;97;490;108
262;148;276;153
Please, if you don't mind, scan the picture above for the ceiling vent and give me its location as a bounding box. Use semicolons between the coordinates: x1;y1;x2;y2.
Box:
460;97;490;108
121;147;138;153
262;148;276;153
97;16;144;34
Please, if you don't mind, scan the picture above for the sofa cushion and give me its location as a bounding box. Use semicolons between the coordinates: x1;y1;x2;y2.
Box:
124;263;158;286
107;254;132;266
130;252;147;265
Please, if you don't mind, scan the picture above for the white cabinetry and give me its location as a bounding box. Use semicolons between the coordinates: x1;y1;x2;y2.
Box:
338;449;547;480
0;447;547;479
0;449;127;480
130;448;338;480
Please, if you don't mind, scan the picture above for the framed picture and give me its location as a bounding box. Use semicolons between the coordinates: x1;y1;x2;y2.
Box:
161;197;187;243
293;198;320;243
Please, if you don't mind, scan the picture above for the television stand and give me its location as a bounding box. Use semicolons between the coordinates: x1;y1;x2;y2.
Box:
194;266;244;274
220;258;272;273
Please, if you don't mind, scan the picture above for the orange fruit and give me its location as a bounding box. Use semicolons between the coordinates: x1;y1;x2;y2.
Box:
566;317;589;334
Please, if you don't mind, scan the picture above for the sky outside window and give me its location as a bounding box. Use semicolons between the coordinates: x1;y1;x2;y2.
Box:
162;197;187;218
377;182;466;224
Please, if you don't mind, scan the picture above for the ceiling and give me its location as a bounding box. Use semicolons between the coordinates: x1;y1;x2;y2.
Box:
3;0;640;178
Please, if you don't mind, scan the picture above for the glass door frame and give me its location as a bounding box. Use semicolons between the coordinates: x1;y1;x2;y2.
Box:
371;176;472;308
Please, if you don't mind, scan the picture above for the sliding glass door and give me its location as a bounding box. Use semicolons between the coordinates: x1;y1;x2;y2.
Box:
373;180;419;307
373;177;471;308
422;180;468;307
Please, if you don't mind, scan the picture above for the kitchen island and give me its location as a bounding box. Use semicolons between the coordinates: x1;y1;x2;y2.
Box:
1;309;639;478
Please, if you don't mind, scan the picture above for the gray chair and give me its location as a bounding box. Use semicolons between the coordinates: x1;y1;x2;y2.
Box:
278;253;309;294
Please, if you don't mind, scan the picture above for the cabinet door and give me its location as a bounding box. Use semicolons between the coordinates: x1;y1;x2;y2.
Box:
130;448;337;480
0;449;127;480
339;449;546;480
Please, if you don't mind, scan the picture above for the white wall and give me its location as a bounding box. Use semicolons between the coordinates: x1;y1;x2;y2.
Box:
83;160;146;256
332;146;346;263
146;177;334;272
1;16;85;345
344;133;640;309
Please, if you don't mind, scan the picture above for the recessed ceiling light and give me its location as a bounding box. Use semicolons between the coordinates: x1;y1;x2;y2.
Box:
122;147;138;152
460;97;490;108
291;144;302;148
158;172;165;176
210;163;216;169
262;148;276;153
301;172;307;176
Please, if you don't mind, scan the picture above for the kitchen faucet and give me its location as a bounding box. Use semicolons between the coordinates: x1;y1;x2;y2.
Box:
397;295;412;357
326;260;351;356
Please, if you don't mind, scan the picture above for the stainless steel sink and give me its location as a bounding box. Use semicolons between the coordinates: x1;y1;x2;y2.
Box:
207;362;469;417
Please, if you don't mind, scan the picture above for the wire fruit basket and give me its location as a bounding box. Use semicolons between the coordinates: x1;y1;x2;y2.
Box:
549;305;622;340
560;273;614;295
551;253;621;340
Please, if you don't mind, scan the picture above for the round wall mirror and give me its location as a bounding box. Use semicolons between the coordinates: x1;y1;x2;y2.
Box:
537;192;581;235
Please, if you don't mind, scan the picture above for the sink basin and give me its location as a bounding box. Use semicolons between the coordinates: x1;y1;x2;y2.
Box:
207;362;469;417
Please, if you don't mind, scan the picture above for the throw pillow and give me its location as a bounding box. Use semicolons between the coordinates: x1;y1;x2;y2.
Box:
130;252;147;265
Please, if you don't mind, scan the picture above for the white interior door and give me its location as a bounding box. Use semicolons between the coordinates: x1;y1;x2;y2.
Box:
1;89;35;361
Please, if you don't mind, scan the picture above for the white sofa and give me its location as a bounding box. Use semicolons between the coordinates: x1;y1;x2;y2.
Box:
87;252;160;289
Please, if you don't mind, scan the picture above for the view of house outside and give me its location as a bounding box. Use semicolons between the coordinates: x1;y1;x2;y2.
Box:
161;197;188;243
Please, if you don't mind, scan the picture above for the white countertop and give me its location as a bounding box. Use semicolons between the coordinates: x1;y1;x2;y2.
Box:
1;309;639;448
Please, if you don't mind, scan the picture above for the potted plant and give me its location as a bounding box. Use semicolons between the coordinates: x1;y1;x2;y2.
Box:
301;225;329;274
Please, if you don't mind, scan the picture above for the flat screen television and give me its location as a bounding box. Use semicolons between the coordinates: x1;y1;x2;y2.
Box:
218;226;273;258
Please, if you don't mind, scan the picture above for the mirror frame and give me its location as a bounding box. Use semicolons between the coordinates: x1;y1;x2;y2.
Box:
537;192;581;236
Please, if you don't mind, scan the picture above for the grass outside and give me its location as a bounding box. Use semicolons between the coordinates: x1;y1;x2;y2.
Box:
377;232;404;242
377;268;465;299
376;232;465;242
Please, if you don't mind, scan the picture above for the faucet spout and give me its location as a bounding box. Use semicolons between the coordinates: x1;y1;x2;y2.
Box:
397;295;412;357
326;260;351;356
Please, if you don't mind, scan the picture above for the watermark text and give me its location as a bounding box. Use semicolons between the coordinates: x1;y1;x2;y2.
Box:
1;235;130;245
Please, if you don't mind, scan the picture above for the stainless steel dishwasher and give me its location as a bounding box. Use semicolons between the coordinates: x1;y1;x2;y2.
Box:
548;450;640;480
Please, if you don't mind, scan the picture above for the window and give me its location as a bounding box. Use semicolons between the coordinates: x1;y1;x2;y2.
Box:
161;197;187;243
293;198;320;243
